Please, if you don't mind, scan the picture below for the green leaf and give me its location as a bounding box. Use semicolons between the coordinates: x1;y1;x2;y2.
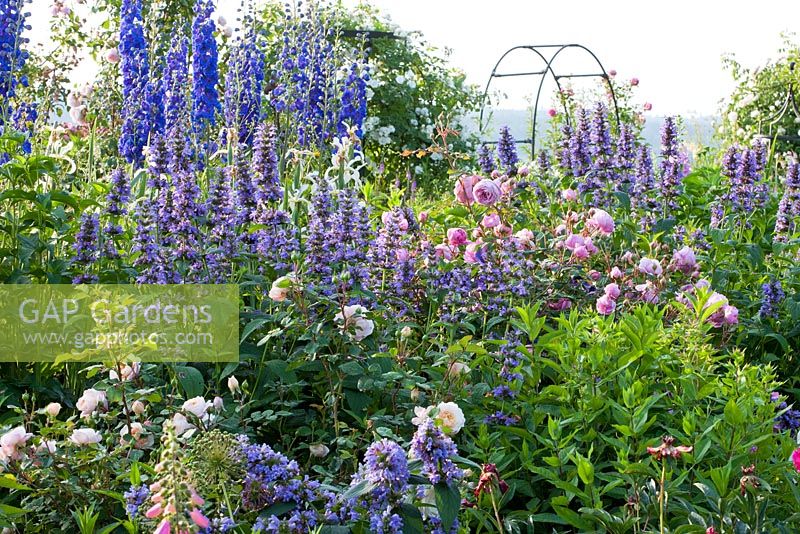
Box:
434;482;460;532
399;503;425;534
174;366;205;398
0;474;31;491
723;399;744;426
340;361;365;376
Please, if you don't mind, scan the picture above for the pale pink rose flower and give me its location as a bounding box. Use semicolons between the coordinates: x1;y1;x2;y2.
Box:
586;208;615;236
454;175;481;205
604;283;621;300
472;179;502;206
446;228;467;246
596;294;616;315
638;257;663;276
561;188;578;202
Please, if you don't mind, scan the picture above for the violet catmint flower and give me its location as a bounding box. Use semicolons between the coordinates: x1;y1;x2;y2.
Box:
655;117;686;216
105;168;130;216
410;419;463;485
497;126;518;175
72;212;100;284
251;123;282;204
124;484;150;517
477;144;495;174
774;158;800;242
759;280;784;319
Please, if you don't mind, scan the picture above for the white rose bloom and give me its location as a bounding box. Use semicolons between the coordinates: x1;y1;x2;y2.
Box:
1;426;33;453
171;413;195;437
76;388;107;418
70;428;103;446
435;402;465;434
309;443;330;458
182;396;211;418
411;405;433;426
334;305;374;341
38;439;57;454
45;402;62;417
227;375;240;393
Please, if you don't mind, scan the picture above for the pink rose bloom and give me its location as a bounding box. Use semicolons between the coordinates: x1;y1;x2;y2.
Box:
446;228;467;246
643;102;652;111
554;223;567;235
472;179;502;206
547;108;557;117
481;213;501;229
630;77;639;86
638;257;663;276
792;448;800;472
635;282;660;304
563;233;584;251
105;48;120;64
490;170;501;179
584;237;598;255
500;179;515;196
573;246;590;260
513;228;534;247
672;246;697;274
561;188;578;202
547;298;572;311
596;294;616;315
464;242;481;264
604;283;621;300
418;211;428;223
723;305;738;325
587;208;615;236
589;270;601;281
610;266;623;279
434;244;454;261
621;251;635;264
454;175;481;205
493;224;512;238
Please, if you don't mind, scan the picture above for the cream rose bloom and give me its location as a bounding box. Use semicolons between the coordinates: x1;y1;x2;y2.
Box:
434;402;465;434
182;396;211;418
171;413;195;437
70;428;102;446
76;388;108;418
1;426;33;461
45;402;62;418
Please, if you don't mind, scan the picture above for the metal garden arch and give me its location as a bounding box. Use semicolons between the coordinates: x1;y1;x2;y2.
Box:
478;44;621;154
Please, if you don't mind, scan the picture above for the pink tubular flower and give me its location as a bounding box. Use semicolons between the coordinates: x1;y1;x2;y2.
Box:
481;213;501;229
447;228;467;246
630;77;639;86
145;503;163;519
596;294;616;315
189;509;210;529
643;102;652;111
454;175;481;205
561;188;578;202
472;179;502;206
792;448;800;472
586;208;615;236
604;283;620;300
153;519;171;534
547;108;557;117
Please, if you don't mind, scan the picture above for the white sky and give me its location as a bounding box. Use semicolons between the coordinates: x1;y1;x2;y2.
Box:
28;0;800;116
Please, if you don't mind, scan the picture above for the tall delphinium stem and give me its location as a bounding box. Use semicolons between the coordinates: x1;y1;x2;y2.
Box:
224;21;265;146
119;0;153;166
191;0;221;136
0;0;30;129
